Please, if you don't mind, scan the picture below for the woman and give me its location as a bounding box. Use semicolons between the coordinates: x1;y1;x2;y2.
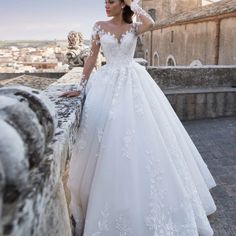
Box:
60;0;217;235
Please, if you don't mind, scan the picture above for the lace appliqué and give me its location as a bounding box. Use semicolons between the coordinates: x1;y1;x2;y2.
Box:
108;69;128;121
91;23;101;46
130;1;155;25
77;73;87;94
122;128;136;160
76;104;89;150
115;211;133;236
94;23;137;45
144;149;169;234
90;203;110;236
132;81;145;117
144;148;198;235
85;22;101;59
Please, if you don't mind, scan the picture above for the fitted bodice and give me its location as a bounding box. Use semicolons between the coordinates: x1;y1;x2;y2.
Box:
96;23;138;66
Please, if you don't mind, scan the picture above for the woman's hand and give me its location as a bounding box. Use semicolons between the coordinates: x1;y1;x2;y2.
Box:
59;90;82;98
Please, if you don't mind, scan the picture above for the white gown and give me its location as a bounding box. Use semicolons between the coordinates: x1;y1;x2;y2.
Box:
67;21;217;236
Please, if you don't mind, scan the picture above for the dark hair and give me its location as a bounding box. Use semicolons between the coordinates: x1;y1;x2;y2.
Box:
122;3;134;23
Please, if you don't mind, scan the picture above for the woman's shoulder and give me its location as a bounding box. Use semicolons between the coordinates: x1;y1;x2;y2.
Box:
93;20;110;28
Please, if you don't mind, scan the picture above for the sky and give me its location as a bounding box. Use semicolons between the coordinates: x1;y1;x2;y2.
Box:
0;0;108;40
0;0;222;41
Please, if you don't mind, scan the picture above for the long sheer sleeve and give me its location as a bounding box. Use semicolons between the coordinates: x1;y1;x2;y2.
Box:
130;0;155;35
77;22;101;93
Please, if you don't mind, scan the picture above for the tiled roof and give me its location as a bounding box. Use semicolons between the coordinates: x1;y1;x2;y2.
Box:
154;0;236;28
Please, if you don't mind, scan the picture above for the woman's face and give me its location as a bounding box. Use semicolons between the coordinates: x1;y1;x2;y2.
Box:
105;0;124;17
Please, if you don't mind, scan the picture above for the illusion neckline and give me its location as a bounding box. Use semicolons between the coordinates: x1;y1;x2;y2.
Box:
97;23;135;44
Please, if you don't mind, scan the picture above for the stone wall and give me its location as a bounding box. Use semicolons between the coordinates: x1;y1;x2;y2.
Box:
151;21;217;66
0;69;85;235
147;66;236;89
147;66;236;120
141;0;236;66
219;17;236;65
142;0;200;21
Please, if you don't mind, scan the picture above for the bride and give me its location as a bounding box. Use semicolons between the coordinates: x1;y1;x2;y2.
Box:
60;0;217;235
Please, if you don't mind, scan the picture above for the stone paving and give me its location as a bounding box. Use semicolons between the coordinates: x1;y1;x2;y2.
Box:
183;116;236;236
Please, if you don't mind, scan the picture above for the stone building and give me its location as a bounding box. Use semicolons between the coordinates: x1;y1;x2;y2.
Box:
137;0;236;66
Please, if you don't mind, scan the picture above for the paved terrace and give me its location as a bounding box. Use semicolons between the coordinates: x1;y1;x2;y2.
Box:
183;116;236;236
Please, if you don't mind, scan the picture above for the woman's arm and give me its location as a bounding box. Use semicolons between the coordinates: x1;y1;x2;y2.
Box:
125;0;155;35
76;22;101;92
60;22;101;98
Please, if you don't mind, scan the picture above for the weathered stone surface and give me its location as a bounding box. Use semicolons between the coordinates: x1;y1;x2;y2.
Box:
0;95;45;167
0;84;68;236
66;31;103;69
0;86;56;144
0;69;84;236
183;116;236;236
152;66;236;120
0;161;4;235
148;66;236;90
0;120;28;190
166;89;236;120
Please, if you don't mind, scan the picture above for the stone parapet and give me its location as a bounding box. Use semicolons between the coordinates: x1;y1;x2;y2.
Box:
0;80;76;235
147;66;236;120
147;66;236;89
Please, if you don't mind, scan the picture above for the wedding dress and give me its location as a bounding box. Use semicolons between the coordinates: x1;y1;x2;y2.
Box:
67;1;217;236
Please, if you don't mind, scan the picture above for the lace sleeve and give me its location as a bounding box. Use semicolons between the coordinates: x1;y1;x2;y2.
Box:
130;0;155;35
77;22;101;93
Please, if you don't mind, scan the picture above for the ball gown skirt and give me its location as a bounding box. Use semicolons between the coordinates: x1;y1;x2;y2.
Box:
67;59;217;236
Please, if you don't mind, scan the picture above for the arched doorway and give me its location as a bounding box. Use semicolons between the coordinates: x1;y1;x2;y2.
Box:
166;55;176;66
153;52;160;66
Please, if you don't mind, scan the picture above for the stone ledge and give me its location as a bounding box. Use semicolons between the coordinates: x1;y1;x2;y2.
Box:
147;66;236;89
0;68;84;236
164;87;236;94
166;91;236;120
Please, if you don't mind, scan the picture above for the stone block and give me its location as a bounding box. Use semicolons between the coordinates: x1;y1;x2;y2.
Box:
166;94;177;105
0;95;45;167
206;93;216;118
176;94;186;119
215;93;225;116
0;86;56;143
225;92;236;113
0;85;61;236
195;102;206;119
0;120;28;195
0;161;4;235
196;93;206;104
187;105;195;120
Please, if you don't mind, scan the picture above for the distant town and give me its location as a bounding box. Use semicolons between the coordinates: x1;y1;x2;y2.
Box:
0;40;75;73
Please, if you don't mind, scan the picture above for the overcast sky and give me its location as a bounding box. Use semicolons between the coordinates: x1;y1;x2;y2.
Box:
0;0;107;40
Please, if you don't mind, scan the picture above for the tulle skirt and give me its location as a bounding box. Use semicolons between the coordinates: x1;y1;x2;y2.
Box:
67;61;217;236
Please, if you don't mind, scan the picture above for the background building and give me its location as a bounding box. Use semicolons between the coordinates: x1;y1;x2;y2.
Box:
137;0;236;66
